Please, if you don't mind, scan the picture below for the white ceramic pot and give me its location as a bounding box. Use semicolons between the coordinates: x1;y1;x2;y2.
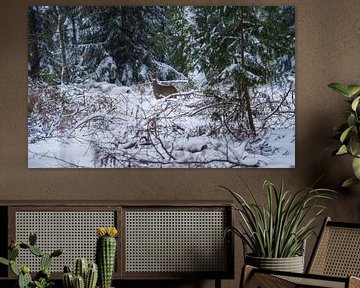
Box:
245;254;305;273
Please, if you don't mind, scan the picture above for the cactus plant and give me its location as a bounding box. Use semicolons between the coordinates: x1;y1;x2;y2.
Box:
85;262;98;288
19;267;32;288
62;259;98;288
96;227;118;288
63;272;74;288
74;258;88;279
74;275;85;288
0;232;63;288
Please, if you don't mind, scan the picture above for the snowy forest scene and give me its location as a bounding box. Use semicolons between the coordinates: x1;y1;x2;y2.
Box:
28;6;295;168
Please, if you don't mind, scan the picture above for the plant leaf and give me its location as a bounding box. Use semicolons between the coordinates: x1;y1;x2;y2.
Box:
336;144;348;155
342;177;360;188
347;114;356;128
328;83;351;97
352;157;360;179
351;96;360;111
348;85;360;97
340;126;352;143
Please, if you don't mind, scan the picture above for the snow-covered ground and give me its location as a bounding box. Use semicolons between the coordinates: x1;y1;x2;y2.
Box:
28;80;295;168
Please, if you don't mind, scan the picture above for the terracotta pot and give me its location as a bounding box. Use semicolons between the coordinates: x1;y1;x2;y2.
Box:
245;254;304;273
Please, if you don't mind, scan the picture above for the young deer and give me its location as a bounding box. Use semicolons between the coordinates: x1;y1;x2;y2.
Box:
151;71;178;99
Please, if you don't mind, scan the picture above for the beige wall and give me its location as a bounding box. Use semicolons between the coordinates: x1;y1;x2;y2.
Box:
1;0;360;287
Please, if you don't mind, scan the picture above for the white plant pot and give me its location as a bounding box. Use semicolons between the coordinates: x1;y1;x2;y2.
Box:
245;254;305;273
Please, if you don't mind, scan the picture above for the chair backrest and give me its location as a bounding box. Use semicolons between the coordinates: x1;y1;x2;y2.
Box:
307;217;360;277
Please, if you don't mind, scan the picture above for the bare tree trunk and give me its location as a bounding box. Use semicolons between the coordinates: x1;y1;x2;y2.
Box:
239;8;256;136
70;12;77;45
28;7;40;79
57;6;69;83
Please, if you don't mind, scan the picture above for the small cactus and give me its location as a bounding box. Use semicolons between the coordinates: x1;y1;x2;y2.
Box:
51;248;64;257
63;259;98;288
29;245;44;257
29;232;37;246
41;253;52;270
10;260;21;276
96;227;118;288
18;268;32;288
9;246;19;260
74;275;85;288
85;262;98;288
0;232;63;288
74;258;88;279
63;272;74;288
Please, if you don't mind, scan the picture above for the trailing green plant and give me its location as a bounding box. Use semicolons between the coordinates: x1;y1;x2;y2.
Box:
62;258;98;288
221;178;335;258
328;82;360;187
96;227;118;288
0;232;63;288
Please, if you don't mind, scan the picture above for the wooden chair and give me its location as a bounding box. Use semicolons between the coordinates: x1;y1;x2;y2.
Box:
241;217;360;288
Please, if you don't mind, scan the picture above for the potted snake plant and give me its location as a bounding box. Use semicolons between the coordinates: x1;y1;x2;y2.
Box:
328;83;360;187
222;178;334;273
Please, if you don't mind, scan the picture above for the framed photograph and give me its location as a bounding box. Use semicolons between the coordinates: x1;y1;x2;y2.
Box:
28;6;295;168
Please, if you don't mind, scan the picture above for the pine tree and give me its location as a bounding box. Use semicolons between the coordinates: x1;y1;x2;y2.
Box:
77;6;167;85
192;6;295;137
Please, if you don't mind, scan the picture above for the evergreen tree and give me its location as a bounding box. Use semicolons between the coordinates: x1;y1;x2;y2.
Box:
28;7;58;83
165;6;197;75
78;6;167;85
192;6;295;136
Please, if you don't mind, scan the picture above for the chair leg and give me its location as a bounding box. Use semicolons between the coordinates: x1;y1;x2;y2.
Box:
240;265;255;288
349;276;360;288
215;278;221;288
240;265;296;288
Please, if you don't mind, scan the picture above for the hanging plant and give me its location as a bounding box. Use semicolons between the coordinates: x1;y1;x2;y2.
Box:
328;83;360;187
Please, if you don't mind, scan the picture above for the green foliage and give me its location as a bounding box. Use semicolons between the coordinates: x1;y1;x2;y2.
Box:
0;232;64;288
222;178;334;258
328;82;360;187
187;6;294;136
32;278;54;288
62;259;98;288
193;6;294;86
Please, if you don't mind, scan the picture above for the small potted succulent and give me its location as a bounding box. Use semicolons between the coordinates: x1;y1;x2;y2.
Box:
221;178;334;272
328;83;360;187
0;232;63;288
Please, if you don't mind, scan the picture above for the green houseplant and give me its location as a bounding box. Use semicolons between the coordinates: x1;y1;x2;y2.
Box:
0;232;63;288
222;179;334;272
328;83;360;187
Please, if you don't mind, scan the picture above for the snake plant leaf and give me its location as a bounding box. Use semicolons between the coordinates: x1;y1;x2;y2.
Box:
340;126;352;143
328;83;352;97
347;85;360;97
351;96;360;111
342;177;360;188
336;145;348;156
222;180;335;258
352;157;360;179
